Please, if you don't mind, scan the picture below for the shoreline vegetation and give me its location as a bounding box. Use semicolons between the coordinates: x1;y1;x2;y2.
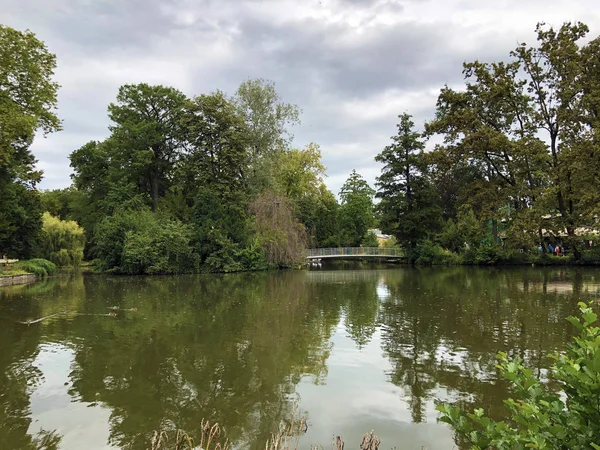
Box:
4;21;600;275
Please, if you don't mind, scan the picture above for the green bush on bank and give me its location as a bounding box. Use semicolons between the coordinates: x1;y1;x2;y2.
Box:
410;239;579;266
95;209;198;275
12;258;57;277
438;302;600;449
414;240;462;265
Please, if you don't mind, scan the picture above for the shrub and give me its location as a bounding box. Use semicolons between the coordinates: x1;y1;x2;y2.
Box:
203;237;270;273
438;302;600;449
95;208;196;274
13;258;57;277
415;239;462;265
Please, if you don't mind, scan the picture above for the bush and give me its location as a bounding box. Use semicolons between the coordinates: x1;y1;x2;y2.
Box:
12;258;57;277
415;239;462;265
203;237;270;273
580;246;600;265
438;302;600;449
95;209;197;274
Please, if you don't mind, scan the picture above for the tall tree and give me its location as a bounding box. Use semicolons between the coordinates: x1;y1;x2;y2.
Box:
232;78;300;192
181;91;251;260
376;114;441;258
0;25;61;257
107;83;187;210
338;170;375;247
512;22;592;258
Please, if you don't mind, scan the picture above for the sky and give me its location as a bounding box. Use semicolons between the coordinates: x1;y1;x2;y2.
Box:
3;0;600;196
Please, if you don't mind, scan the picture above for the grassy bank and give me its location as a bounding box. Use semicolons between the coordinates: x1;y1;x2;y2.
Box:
1;259;57;277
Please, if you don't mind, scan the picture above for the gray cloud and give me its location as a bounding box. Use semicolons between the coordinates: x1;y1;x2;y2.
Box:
3;0;600;195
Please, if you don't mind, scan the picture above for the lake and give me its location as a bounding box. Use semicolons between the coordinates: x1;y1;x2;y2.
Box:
1;264;599;449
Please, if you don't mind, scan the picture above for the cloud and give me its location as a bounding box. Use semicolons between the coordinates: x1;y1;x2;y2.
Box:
3;0;600;195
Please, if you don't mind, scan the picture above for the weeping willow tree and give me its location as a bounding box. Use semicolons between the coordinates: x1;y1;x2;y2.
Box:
250;192;307;267
39;212;85;266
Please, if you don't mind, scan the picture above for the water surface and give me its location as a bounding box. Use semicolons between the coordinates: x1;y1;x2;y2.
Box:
1;265;598;449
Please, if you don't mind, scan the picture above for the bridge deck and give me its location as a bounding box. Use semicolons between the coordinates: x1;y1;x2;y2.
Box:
306;247;404;260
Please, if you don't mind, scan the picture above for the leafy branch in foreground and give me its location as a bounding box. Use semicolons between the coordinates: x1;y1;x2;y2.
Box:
438;302;600;449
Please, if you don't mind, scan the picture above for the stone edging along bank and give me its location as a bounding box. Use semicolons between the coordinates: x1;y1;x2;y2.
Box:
0;273;37;287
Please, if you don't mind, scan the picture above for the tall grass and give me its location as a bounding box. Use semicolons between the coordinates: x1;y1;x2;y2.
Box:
148;408;382;450
12;258;57;277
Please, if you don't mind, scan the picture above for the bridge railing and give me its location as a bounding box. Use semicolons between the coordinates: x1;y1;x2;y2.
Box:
306;247;404;258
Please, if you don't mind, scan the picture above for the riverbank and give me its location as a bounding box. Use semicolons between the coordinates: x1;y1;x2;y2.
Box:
0;273;37;287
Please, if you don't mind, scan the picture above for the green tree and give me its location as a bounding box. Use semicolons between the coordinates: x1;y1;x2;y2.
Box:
0;183;43;258
181;91;252;264
274;143;338;247
107;83;187;211
376;114;441;259
426;22;600;259
0;25;61;258
94;208;195;274
338;170;375;247
39;212;85;266
512;22;593;259
232;78;300;193
250;191;306;267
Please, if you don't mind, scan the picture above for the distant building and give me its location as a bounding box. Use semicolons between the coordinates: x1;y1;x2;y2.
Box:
368;229;391;246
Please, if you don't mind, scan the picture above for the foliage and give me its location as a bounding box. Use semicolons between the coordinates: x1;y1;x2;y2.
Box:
108;83;187;211
12;258;56;277
0;25;60;259
438;302;600;449
0;182;43;259
339;170;376;247
414;240;461;265
0;25;61;184
250;192;307;267
362;231;379;248
376;114;442;260
94;209;196;274
274;143;337;247
39;212;85;266
424;22;600;261
232;78;300;193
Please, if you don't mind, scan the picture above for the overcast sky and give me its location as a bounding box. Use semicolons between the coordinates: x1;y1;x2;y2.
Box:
3;0;600;195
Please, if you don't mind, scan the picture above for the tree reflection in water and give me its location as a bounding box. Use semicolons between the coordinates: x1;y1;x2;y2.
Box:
0;266;595;449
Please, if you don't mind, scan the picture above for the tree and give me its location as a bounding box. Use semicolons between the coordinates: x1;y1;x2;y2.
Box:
181;91;252;263
376;114;441;259
232;78;300;193
250;191;307;267
0;25;61;184
273;142;338;247
39;212;85;266
0;25;60;258
107;83;187;211
338;170;375;247
0;183;43;258
426;22;600;259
